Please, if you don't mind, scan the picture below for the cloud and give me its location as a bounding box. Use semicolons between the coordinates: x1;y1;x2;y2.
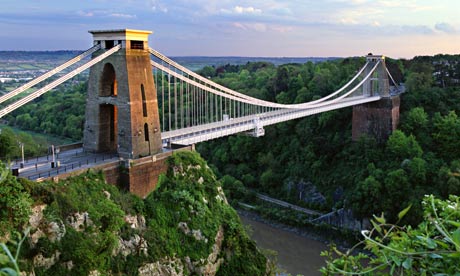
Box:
333;6;384;25
232;22;267;32
76;10;136;19
435;22;457;34
271;25;294;33
375;24;434;36
221;5;262;15
77;10;94;17
148;0;168;13
377;0;433;11
270;7;292;16
234;6;261;14
349;0;369;4
231;22;294;33
110;13;136;19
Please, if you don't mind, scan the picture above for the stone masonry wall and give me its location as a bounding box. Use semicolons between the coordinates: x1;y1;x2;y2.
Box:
42;147;193;198
352;96;400;143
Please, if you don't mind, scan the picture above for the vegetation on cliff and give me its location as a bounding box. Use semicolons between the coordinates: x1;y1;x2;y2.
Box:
0;151;269;275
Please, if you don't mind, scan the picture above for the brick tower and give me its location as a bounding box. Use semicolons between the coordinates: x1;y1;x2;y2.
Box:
83;29;162;158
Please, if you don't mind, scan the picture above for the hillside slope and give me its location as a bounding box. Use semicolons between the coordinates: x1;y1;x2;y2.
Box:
0;151;269;275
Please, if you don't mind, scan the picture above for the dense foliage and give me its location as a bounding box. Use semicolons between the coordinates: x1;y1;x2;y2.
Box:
198;55;460;225
0;163;32;238
3;80;86;141
321;195;460;275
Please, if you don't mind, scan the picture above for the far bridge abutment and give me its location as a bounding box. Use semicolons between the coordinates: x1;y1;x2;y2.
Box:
352;55;400;143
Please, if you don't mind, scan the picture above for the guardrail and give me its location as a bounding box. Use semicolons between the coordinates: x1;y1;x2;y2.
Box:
25;153;118;180
12;147;83;167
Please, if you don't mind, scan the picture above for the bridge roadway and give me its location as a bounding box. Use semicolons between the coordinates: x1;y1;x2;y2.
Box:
12;148;118;181
12;96;380;180
162;95;381;146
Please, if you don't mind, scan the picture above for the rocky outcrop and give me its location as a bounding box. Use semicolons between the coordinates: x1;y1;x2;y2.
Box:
138;258;185;276
47;221;65;242
215;186;228;205
88;270;102;276
285;180;326;206
138;226;225;276
28;204;65;246
29;204;47;229
311;208;370;231
178;222;208;243
33;251;60;269
124;214;146;229
195;225;224;275
66;212;93;231
114;234;148;257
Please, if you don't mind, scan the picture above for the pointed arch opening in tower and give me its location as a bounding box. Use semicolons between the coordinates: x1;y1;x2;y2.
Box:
100;63;117;97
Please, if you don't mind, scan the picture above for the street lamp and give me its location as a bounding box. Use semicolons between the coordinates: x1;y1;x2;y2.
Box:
18;142;24;168
51;144;59;168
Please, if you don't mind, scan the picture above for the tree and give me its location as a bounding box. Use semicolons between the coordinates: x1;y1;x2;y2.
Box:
401;107;429;135
407;157;427;184
308;67;334;97
405;71;433;92
383;169;410;219
0;128;16;159
386;130;423;161
198;66;216;78
350;176;383;219
273;66;290;99
432;111;460;160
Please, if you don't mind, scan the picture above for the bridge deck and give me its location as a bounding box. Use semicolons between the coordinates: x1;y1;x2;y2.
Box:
12;148;119;180
162;95;381;145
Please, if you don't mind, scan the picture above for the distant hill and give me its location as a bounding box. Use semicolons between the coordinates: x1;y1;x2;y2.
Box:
0;50;338;73
170;56;339;71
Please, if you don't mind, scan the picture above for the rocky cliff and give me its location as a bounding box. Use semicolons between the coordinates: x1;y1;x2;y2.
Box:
1;151;270;275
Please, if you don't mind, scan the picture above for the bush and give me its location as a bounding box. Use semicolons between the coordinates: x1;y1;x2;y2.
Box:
0;163;32;238
322;195;460;275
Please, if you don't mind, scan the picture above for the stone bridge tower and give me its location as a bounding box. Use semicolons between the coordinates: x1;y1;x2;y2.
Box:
352;55;400;143
83;29;162;158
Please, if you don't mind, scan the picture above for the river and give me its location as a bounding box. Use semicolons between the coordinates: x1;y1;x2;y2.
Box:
239;215;328;276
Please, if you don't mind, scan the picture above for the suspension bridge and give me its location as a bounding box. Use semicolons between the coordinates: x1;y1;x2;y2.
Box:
0;29;403;197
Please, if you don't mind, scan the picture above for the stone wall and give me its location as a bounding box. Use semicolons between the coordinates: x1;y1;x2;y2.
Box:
43;146;193;198
352;96;400;143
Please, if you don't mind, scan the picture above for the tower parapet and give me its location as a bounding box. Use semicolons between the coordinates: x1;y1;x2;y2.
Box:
363;54;390;98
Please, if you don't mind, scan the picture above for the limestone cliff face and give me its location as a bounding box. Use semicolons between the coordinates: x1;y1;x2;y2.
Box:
20;151;269;276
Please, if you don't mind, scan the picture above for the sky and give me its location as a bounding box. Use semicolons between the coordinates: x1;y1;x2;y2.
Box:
0;0;459;58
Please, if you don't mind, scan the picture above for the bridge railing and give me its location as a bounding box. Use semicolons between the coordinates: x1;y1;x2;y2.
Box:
23;152;118;180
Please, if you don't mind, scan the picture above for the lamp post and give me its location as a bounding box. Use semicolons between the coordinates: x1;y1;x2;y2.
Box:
19;142;24;168
51;144;58;168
